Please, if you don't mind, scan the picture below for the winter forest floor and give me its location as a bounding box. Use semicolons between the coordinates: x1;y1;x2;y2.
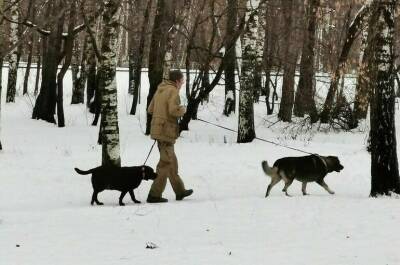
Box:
1;68;400;265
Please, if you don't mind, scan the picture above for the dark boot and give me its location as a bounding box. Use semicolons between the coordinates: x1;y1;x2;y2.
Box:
146;195;168;203
176;189;193;201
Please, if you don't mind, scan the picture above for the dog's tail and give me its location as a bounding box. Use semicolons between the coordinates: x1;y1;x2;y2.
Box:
74;167;94;175
261;161;278;177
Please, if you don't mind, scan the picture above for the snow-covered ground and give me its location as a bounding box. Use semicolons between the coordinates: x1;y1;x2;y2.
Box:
1;67;399;265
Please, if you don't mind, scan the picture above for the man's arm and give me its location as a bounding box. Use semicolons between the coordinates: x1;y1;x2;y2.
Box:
148;97;155;114
168;90;186;118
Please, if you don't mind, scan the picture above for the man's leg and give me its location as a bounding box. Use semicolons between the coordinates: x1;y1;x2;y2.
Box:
148;141;169;198
166;143;185;195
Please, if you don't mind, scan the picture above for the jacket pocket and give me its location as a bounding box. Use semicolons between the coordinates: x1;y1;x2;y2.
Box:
164;122;178;139
150;118;165;136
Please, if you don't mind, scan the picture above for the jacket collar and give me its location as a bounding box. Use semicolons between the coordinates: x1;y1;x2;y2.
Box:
163;80;177;88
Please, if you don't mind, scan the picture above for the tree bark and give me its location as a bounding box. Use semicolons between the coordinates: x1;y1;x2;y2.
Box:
22;2;37;96
6;0;19;103
32;1;63;124
23;34;34;95
129;0;152;115
293;0;319;123
34;37;41;96
368;0;400;196
56;0;77;127
237;0;259;143
98;0;121;167
71;38;87;104
278;0;296;122
146;0;175;135
354;12;371;121
253;0;266;103
223;0;238;116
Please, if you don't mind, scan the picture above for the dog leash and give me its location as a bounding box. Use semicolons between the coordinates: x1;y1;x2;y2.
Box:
196;118;314;155
143;140;157;165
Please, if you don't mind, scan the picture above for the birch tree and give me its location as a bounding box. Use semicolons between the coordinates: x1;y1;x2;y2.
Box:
98;0;121;167
6;0;19;103
368;0;400;196
237;0;260;143
253;0;266;102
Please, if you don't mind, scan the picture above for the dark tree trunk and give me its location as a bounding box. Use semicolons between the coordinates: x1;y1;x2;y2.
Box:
262;13;275;115
23;34;35;95
56;0;77;127
278;0;296;122
0;0;3;149
23;2;36;96
368;0;400;196
223;0;237;116
293;0;319;123
146;0;175;135
129;0;152;115
32;1;63;124
71;39;87;104
34;37;41;96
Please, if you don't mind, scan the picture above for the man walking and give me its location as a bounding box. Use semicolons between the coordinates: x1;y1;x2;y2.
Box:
147;70;193;203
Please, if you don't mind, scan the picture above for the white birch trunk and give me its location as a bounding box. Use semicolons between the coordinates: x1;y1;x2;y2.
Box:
237;0;260;143
99;0;121;167
6;0;19;103
369;0;400;196
235;38;242;78
255;2;265;67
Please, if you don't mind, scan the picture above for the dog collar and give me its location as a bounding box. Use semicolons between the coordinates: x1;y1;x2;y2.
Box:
141;167;145;179
314;154;328;174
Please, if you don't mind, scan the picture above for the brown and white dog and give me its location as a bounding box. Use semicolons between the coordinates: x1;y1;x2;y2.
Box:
262;155;344;197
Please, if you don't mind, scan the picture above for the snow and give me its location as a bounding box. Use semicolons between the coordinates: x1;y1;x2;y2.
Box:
1;67;400;265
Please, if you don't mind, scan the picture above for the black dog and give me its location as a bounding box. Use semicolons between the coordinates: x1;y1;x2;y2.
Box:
262;155;344;197
74;165;157;206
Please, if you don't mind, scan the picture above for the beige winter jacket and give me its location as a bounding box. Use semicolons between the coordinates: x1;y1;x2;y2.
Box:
148;80;186;143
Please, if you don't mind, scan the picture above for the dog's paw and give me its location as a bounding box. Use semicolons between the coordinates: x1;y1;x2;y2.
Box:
329;191;335;195
119;203;126;206
97;202;104;205
134;200;141;204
